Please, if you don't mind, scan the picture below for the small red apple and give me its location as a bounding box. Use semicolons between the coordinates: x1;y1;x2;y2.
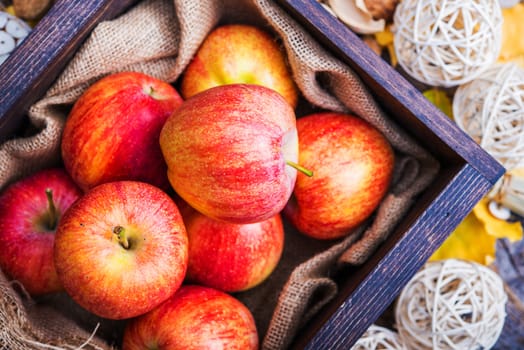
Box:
160;83;304;224
122;285;259;350
181;23;299;108
283;112;395;240
0;168;82;295
185;211;284;292
54;181;188;320
61;71;183;192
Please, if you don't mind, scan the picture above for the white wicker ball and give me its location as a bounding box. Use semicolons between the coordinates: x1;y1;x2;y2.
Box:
393;0;503;87
453;63;524;171
351;324;406;350
395;259;507;350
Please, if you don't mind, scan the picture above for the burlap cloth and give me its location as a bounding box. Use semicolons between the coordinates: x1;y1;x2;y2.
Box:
0;0;439;349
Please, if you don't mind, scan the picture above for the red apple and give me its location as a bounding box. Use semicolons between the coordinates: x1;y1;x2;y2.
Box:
160;83;304;224
0;168;82;295
61;71;183;192
122;285;258;350
185;211;284;292
180;24;299;108
53;181;188;320
283;112;395;240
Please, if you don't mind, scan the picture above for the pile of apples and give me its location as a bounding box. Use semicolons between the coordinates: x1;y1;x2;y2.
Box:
0;24;394;349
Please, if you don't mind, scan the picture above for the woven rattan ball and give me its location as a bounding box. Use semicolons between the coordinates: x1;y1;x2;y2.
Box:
393;0;503;87
453;63;524;171
395;259;507;350
351;324;406;350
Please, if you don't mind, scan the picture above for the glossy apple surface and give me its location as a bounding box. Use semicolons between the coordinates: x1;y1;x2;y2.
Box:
122;285;258;350
185;211;284;292
160;83;299;224
54;181;188;319
284;112;395;240
0;168;82;295
181;23;298;108
61;71;183;192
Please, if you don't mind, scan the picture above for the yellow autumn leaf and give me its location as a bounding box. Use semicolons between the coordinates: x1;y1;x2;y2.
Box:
423;88;453;119
374;25;397;66
5;5;16;16
429;198;523;265
498;3;524;68
429;209;496;265
473;198;523;242
374;26;394;46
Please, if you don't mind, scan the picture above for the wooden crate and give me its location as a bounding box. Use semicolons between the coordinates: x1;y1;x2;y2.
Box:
0;0;505;349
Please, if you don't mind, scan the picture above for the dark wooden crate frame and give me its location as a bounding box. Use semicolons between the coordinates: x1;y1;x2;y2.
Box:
0;0;505;349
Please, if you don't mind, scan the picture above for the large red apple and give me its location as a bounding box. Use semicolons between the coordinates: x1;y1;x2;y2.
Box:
61;71;183;192
53;181;188;320
283;112;395;240
122;285;258;350
160;83;305;224
180;24;299;108
185;211;284;292
0;168;82;295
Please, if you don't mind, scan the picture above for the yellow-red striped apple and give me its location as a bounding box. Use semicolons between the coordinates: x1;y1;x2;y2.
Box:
185;210;284;292
122;285;258;350
54;181;188;319
0;168;82;295
61;71;183;192
160;83;303;224
180;24;298;108
284;112;394;240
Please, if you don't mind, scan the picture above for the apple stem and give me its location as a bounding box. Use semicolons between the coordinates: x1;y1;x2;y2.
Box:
146;85;158;98
45;188;58;230
286;160;313;177
113;226;130;249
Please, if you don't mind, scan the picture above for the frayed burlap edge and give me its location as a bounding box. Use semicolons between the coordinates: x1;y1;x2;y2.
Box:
0;272;113;350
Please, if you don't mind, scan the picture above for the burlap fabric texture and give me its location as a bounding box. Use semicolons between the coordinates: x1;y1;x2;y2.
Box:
0;0;439;349
0;274;111;350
